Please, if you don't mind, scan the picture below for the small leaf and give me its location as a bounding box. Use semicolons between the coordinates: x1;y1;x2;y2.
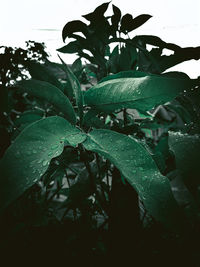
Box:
110;5;121;36
62;20;88;42
18;79;76;125
14;110;43;127
82;109;108;129
57;41;80;54
121;14;152;33
58;56;84;124
82;2;110;21
0;116;86;212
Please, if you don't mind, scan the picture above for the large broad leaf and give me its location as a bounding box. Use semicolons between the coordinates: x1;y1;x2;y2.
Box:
83;129;185;229
169;132;200;182
0;116;86;213
18;79;76;125
58;56;83;124
26;62;64;91
84;74;195;113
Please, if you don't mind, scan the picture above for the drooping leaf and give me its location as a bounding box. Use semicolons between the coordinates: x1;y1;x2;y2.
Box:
62;20;88;42
121;14;152;33
18;79;76;125
0;116;86;213
58;56;84;123
132;35;180;51
83;129;185;229
26;62;64;91
84;74;195;113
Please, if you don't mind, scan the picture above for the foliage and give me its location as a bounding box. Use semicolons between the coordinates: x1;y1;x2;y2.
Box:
0;2;200;265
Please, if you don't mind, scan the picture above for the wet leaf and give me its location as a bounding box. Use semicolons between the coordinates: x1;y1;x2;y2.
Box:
83;129;184;229
0;116;86;213
84;74;195;113
18;79;76;125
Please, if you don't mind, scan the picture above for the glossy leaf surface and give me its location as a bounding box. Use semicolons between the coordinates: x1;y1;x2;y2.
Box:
84;75;195;113
83;129;183;229
0;116;86;212
18;79;76;125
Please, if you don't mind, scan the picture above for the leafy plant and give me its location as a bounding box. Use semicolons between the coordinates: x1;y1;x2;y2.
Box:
1;2;200;265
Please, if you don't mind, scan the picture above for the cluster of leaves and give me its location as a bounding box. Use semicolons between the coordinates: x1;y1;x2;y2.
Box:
1;2;200;264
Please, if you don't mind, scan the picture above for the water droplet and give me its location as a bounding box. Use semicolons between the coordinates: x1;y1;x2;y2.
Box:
37;159;42;164
48;151;53;157
32;149;37;154
51;144;59;150
42;160;48;167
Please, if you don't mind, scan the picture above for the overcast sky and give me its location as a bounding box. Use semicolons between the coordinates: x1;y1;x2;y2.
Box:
1;0;200;77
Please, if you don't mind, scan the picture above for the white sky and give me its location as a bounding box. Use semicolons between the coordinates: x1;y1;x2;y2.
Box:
0;0;200;77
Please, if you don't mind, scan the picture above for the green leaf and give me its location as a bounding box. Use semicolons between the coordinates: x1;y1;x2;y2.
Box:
83;129;184;229
58;56;83;124
82;2;110;22
57;41;80;54
82;109;108;129
84;74;195;113
14;110;44;127
110;4;121;37
169;132;200;182
132;35;180;51
18;79;76;125
100;70;150;83
26;62;64;91
0;116;86;213
62;20;88;42
121;14;152;33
